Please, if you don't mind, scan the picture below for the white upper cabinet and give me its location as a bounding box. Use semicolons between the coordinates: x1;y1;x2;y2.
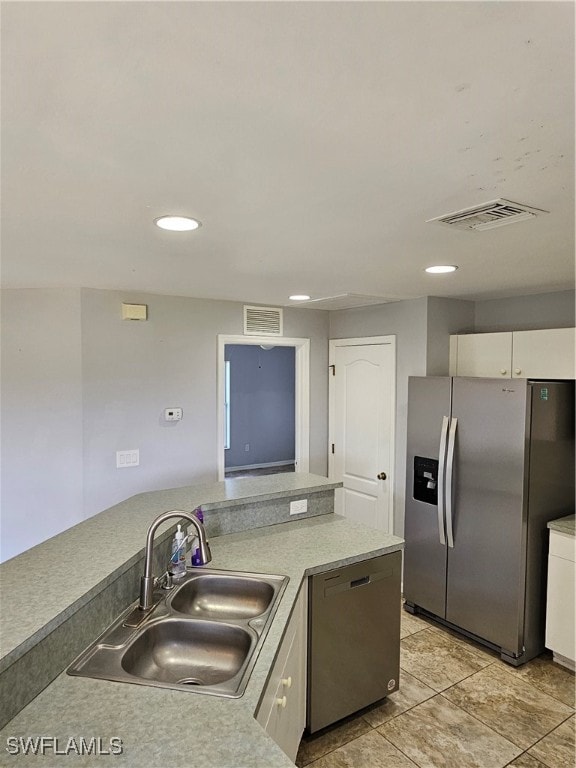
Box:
512;328;575;379
450;328;575;379
452;332;513;377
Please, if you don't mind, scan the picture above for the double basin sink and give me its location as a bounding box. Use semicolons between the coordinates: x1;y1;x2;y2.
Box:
68;569;288;698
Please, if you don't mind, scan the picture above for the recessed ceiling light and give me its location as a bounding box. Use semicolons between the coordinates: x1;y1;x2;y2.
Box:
289;295;311;301
425;265;458;274
154;216;201;231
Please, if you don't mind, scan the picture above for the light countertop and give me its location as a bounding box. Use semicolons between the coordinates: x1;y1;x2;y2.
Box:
0;474;403;766
0;512;404;767
0;474;340;669
548;514;575;537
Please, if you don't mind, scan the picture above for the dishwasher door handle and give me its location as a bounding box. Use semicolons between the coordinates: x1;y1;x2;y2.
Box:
324;567;393;597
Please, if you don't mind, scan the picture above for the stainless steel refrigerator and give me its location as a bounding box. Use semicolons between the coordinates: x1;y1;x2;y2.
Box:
404;377;574;665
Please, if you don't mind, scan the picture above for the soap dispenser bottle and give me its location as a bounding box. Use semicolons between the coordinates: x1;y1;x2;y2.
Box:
171;524;187;578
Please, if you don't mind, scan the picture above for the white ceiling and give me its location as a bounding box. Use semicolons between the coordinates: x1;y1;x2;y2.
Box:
2;1;574;306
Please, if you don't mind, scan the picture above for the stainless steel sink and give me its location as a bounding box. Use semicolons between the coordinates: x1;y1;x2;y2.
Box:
67;569;288;698
121;618;254;686
169;573;275;619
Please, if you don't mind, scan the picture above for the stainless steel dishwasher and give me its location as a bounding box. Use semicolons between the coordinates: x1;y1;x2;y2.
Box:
306;551;401;733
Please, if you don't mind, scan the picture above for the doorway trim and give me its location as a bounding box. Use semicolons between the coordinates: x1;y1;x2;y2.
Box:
328;335;396;533
217;335;310;481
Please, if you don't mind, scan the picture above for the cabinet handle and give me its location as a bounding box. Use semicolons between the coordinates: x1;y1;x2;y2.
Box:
276;696;287;708
515;368;522;375
281;676;292;689
500;369;507;375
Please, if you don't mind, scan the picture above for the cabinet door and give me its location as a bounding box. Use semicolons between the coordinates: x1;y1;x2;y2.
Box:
546;532;575;662
455;333;513;377
512;328;576;379
256;584;307;763
265;616;306;762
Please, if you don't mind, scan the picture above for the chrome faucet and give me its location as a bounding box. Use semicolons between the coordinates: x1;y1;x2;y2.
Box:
139;510;212;610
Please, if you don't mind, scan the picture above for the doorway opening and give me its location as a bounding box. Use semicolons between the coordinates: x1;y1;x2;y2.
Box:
224;344;296;478
217;335;310;481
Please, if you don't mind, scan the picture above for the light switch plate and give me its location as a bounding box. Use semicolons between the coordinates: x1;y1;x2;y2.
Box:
290;499;308;515
117;450;139;468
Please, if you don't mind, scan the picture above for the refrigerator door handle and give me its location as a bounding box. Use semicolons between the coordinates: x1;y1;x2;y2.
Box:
437;416;450;546
445;417;458;548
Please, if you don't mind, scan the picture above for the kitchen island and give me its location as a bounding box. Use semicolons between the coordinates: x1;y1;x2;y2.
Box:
0;474;404;767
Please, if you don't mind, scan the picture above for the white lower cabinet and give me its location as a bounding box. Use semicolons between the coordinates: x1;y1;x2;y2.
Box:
545;530;575;670
256;583;307;763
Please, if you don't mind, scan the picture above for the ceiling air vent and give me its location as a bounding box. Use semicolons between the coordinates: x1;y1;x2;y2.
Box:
243;305;283;336
289;294;396;311
427;199;548;232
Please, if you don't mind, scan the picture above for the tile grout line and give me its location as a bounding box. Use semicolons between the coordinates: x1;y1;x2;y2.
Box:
518;710;576;759
404;612;576;709
438;668;572;750
371;726;422;768
384;689;524;764
489;661;576;711
300;613;574;767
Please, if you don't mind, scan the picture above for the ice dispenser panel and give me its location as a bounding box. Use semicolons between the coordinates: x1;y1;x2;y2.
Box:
413;456;439;505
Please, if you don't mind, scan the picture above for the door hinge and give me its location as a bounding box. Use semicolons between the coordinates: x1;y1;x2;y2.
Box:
329;364;335;376
331;443;335;454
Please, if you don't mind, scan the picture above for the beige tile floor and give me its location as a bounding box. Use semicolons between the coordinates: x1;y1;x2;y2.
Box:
297;607;575;768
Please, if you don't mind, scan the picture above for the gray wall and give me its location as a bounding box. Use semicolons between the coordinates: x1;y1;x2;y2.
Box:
2;286;572;559
1;288;329;560
81;289;329;517
474;289;575;332
426;297;475;375
329;298;429;536
224;345;295;469
1;289;84;561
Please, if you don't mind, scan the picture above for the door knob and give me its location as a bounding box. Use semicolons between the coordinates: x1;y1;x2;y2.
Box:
377;472;387;480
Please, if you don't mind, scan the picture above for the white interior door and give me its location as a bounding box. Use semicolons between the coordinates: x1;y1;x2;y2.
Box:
329;337;395;532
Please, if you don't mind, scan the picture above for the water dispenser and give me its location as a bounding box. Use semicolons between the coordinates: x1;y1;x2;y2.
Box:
413;456;439;505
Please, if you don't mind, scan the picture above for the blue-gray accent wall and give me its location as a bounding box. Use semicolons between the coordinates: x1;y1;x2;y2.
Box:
225;345;295;469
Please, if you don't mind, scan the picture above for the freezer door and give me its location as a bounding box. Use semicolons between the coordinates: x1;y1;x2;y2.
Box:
404;377;451;618
446;378;529;655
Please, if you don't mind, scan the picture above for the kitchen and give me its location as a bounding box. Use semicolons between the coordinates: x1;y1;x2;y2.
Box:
1;2;575;767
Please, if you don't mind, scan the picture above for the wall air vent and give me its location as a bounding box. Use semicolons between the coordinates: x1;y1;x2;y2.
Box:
243;305;283;336
427;199;548;231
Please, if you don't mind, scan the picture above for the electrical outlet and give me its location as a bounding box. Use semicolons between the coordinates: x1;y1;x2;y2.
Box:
116;450;139;468
290;499;308;515
244;443;250;452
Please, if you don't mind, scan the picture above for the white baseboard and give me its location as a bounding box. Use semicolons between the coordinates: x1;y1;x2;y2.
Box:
225;460;295;472
552;652;575;671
